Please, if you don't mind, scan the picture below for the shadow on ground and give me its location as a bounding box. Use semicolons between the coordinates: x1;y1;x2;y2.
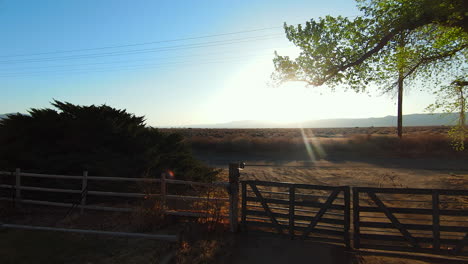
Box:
226;233;468;264
228;233;356;264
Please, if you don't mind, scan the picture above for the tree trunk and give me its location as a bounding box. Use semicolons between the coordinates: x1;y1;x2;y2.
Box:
397;33;406;139
458;86;466;128
397;72;403;139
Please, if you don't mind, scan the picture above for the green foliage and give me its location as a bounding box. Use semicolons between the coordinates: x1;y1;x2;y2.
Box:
0;100;218;182
272;0;467;91
427;78;468;150
448;126;467;151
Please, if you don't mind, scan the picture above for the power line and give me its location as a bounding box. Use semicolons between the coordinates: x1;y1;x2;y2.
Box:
0;55;274;77
0;16;360;59
0;45;290;72
0;34;284;64
0;26;283;58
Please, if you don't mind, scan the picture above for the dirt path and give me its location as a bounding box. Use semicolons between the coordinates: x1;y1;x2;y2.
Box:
238;160;468;189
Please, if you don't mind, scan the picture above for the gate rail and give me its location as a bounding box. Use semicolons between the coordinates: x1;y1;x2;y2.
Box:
353;187;468;256
240;179;467;257
241;180;351;247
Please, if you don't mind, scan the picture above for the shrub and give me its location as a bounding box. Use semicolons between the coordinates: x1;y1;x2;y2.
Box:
0;100;218;182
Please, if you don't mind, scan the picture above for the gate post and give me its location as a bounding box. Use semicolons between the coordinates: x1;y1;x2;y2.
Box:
241;181;247;231
353;187;360;249
228;163;241;232
344;186;351;249
289;185;296;239
161;172;167;211
80;171;88;214
15;168;21;209
432;190;440;252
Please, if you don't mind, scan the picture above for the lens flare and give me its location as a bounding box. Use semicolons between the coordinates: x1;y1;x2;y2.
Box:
299;126;326;163
167;170;175;178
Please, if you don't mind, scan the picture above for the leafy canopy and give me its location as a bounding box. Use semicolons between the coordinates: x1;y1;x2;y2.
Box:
272;0;468;91
0;100;218;182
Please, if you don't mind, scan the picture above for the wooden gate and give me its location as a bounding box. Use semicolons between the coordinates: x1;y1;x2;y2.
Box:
241;180;350;247
353;187;468;256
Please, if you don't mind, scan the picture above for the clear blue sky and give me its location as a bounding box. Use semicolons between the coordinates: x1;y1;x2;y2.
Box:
0;0;437;126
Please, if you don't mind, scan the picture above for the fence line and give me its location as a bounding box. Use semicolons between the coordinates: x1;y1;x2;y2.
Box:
0;164;244;242
0;168;234;217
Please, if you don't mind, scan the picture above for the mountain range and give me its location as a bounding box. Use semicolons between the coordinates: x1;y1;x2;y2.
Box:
1;112;464;128
185;113;465;128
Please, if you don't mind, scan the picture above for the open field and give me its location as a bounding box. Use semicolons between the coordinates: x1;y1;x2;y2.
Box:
162;126;468;162
163;126;452;138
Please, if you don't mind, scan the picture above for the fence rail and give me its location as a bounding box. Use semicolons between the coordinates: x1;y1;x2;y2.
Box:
239;179;467;257
0;164;245;242
241;180;351;248
2;165;467;257
0;168;233;217
353;187;468;256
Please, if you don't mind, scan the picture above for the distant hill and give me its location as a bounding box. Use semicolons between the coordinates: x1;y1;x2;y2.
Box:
187;113;465;128
189;120;281;129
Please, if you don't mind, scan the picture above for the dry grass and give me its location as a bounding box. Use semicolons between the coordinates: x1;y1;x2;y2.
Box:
161;126;467;158
176;226;234;264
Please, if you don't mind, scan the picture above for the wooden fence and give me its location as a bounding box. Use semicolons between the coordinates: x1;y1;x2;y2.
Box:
1;163;467;257
0;163;243;239
240;179;467;257
0;169;231;216
241;180;351;247
353;187;468;256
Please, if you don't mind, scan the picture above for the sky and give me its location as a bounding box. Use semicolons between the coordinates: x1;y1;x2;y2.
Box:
0;0;441;127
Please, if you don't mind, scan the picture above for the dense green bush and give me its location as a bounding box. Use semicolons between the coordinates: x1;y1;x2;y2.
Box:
0;100;218;182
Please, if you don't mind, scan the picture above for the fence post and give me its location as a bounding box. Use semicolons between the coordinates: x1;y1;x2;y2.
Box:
353;188;360;249
161;172;167;212
241;181;247;231
344;187;351;249
15;168;21;209
432;190;440;252
289;185;295;239
228;163;240;232
80;171;88;214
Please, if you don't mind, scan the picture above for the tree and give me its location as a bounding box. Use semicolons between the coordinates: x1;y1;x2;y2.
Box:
0;100;218;182
427;78;468;150
272;0;468;138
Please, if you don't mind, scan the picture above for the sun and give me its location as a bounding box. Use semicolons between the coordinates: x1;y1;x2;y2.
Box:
203;53;397;125
206;57;323;124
